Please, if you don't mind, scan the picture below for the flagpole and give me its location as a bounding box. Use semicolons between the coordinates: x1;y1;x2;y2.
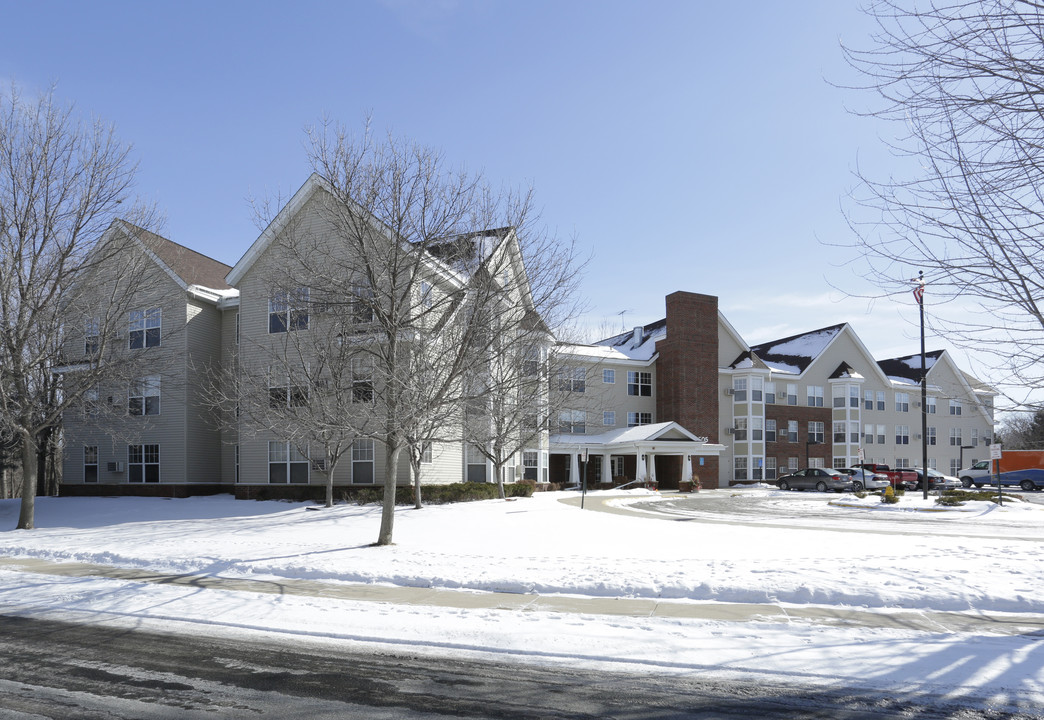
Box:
917;271;928;500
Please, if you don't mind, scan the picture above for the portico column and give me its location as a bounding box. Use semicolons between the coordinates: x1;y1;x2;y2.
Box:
647;453;656;485
636;452;646;482
569;452;580;486
602;453;612;485
682;455;693;483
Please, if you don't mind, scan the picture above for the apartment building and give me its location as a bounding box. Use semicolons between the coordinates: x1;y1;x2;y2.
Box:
552;292;995;489
60;188;995;497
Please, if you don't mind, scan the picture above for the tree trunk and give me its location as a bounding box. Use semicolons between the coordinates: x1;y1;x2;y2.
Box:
377;442;400;546
17;433;38;530
412;456;423;509
324;455;337;508
495;460;506;500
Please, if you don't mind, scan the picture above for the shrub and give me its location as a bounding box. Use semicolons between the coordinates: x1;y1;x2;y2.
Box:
935;494;965;507
940;489;1020;505
341;482;534;506
854;490;867;499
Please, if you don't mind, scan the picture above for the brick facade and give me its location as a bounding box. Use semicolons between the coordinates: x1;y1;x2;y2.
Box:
655;291;721;488
764;405;833;471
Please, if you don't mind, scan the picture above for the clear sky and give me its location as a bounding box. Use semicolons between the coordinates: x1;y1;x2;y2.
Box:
1;1;957;371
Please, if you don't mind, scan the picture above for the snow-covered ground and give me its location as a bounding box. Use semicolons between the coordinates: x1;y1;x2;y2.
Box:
1;487;1043;714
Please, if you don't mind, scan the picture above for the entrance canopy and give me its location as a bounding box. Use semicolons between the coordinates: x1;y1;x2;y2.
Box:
550;421;725;486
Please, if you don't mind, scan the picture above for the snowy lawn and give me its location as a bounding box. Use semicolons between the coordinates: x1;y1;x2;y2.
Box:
1;488;1043;713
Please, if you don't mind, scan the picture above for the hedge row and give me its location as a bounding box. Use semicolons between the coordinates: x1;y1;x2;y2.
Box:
237;482;535;505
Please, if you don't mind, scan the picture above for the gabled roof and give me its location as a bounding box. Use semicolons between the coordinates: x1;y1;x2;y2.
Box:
551;421;720;449
829;362;864;380
124;223;233;291
743;323;846;375
877;351;944;386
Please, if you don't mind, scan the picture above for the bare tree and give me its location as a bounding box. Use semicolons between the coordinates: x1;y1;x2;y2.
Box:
243;121;583;545
997;408;1044;449
839;0;1044;408
0;85;158;529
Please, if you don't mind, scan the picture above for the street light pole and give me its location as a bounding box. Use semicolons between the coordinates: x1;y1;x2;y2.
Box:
915;271;929;500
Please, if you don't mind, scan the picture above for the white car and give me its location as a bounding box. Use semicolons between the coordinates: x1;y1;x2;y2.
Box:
913;468;962;492
840;468;891;491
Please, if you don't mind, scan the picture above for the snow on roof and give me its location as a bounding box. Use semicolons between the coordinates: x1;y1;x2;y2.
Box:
594;319;667;361
551;421;708;447
877;351;943;385
745;324;846;375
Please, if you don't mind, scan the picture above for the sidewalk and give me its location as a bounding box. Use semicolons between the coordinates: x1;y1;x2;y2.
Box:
3;555;1043;637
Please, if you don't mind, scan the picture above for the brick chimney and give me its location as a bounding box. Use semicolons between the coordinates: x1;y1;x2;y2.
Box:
655;291;720;487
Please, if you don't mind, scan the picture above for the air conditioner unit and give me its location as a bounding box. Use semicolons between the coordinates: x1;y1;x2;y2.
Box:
312;458;327;471
727;427;735;435
107;462;124;472
724;388;735;396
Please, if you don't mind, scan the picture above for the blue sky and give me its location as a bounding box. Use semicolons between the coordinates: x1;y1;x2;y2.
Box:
1;1;949;368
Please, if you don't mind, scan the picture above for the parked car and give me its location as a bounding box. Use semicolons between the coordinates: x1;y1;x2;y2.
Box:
839;468;890;491
911;468;961;492
959;453;1044;491
851;462;919;490
777;468;855;493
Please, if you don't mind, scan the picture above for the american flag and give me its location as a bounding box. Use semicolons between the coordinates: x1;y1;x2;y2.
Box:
910;275;925;304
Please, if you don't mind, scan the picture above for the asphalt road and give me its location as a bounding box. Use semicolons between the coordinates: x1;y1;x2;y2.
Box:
1;614;1036;719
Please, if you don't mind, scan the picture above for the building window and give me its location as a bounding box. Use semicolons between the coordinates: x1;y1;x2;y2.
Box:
751;377;763;402
787;384;798;406
787;420;798;443
420;281;433;309
876;391;886;411
864;390;874;410
128;444;159;483
950;458;960;475
788;456;799;471
350;282;375;328
807;386;823;407
627;412;652;427
876;424;886;445
896;425;910;445
765;382;776;404
895;458;911;469
850;421;860;444
352;439;375;483
833;386;846;408
895;392;910;413
628;371;652;397
808;421;824;444
129;308;161;349
236;312;240;344
732;378;747;401
734;417;748;441
129;376;160;416
522;450;538;481
765;457;777;480
352;357;374;403
833;421;846;443
752;417;763;441
603;369;615;384
809;457;825;469
83;387;99;418
766;419;776;442
833;456;847;469
84;446;98;483
950;427;963;446
864;423;874;444
559;410;586;434
268;368;308;409
603;411;615;426
949;399;962;416
269;289;309;333
926;396;936;414
734;455;748;481
420;443;433;464
972;428;979;447
559;367;586;393
927;426;937;446
269;441;309;484
85;317;99;356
